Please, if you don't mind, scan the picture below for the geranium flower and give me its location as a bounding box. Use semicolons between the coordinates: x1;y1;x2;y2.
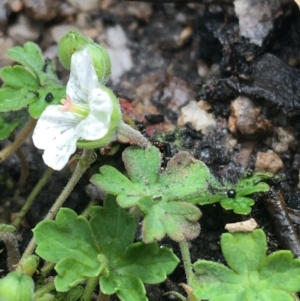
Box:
33;48;120;170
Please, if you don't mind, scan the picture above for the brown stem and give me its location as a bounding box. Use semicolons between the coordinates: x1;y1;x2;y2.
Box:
263;188;300;257
0;231;20;271
15;147;29;187
0;117;37;162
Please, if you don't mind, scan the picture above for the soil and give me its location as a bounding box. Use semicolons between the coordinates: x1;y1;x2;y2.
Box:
1;0;300;300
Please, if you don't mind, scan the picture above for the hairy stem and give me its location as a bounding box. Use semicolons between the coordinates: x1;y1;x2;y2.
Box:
18;149;94;265
0;231;20;271
117;122;151;148
12;168;54;229
81;276;99;301
179;241;193;286
0;117;37;162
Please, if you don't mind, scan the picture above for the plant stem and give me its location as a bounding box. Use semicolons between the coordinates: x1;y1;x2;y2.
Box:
15;147;29;187
0;117;37;162
179;241;193;286
0;231;20;271
12;168;54;229
117;122;151;148
18;149;94;265
34;281;55;299
81;276;99;301
40;262;55;276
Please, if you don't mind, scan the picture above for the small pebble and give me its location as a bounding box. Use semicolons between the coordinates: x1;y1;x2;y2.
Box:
225;218;258;233
105;25;133;85
178;101;216;134
271;127;294;153
8;15;39;44
67;0;100;11
255;151;283;174
228;96;272;137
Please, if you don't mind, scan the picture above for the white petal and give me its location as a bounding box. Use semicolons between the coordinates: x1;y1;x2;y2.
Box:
42;129;78;170
32;105;82;150
67;48;99;105
75;88;113;140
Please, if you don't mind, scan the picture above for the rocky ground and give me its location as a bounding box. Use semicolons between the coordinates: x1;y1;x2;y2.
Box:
1;0;300;300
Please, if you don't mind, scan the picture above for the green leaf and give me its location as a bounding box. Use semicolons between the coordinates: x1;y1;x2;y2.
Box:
91;147;214;242
191;229;300;301
221;230;266;274
28;86;65;118
0;86;37;112
33;208;104;292
235;172;272;196
0;115;18;140
6;42;44;78
0;66;39;89
0;42;64;117
141;200;201;243
220;196;254;215
91;165;146;207
100;274;147;301
210;171;273;214
89;196;137;261
91;147;273;242
34;196;179;300
90;196;179;301
117;242;179;284
122;146;161;185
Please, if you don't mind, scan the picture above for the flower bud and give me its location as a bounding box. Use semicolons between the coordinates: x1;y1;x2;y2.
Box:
84;43;111;84
58;30;111;84
21;255;39;276
0;271;34;301
58;30;91;69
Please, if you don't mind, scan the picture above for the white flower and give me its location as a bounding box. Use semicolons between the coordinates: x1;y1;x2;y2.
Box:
33;48;114;170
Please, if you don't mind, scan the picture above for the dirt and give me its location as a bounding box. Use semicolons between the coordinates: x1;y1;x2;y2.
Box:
1;0;300;300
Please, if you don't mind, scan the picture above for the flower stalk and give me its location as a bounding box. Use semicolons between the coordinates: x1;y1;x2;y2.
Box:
0;117;37;162
18;149;95;266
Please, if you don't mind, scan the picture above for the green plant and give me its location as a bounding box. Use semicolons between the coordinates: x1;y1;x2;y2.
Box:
0;29;288;301
33;196;179;301
190;229;300;301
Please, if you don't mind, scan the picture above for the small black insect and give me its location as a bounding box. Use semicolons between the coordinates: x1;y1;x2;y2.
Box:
45;92;54;103
227;189;236;198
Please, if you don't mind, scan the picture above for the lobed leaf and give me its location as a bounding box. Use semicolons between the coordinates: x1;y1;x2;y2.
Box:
141;200;201;243
116;242;180;284
0;86;37;112
191;229;300;301
122;146;161;186
220;196;254;215
221;230;266;274
0;66;38;89
91;165;146;207
6;42;44;78
90;197;179;301
33;208;104;292
100;274;147;301
89;196;137;261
